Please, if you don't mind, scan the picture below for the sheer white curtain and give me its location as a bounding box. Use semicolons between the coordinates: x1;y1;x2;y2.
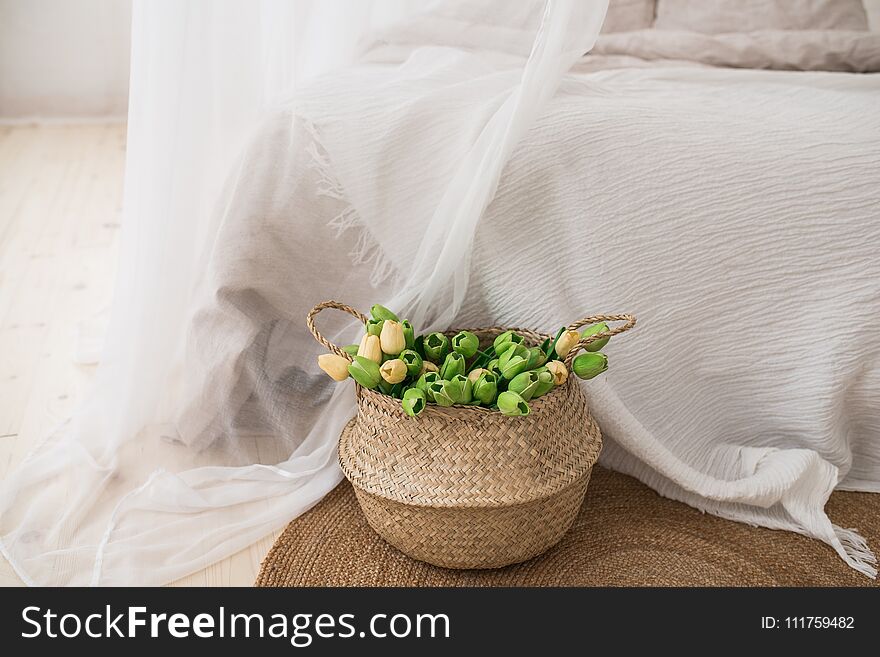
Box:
0;0;605;585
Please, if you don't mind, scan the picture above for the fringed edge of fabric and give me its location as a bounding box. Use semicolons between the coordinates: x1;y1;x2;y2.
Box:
302;118;399;289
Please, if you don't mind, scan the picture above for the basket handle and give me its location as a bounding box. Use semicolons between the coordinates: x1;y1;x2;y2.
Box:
563;314;637;368
307;300;369;361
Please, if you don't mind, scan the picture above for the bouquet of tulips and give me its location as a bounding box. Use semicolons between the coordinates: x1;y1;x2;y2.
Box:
317;304;612;418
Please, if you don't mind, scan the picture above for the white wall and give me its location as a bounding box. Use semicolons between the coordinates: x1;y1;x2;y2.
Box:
0;0;132;119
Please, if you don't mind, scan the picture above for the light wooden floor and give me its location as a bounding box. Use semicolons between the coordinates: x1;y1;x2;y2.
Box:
0;124;276;586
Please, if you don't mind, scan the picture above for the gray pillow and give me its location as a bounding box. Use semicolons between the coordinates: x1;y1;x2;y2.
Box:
654;0;868;33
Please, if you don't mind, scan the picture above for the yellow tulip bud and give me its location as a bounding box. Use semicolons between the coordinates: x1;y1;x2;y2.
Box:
554;330;581;358
468;368;489;383
379;358;407;384
379;320;406;355
317;353;351;382
545;360;568;386
357;334;382;363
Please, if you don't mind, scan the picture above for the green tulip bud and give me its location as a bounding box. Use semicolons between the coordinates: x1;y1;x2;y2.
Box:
429;380;452;406
423;332;450;363
486;358;501;376
401;388;426;417
399;349;423;377
498;391;530;417
370;304;399;322
415;371;441;401
526;346;546;371
366;319;384;337
498;343;529;380
508;370;541;401
581;322;610;352
342;344;359;357
401;320;415;349
493;330;525;355
348;355;381;389
472;371;498;405
451;331;479;359
439;352;466;380
572;352;608;380
531;368;555;398
434;375;472;406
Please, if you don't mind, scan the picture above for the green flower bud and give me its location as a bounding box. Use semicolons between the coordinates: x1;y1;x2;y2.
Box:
498;391;530;417
439;352;466;380
429;380;452;406
508;370;541;401
531;368;555;398
399;349;423;377
401;388;426;417
434;375;472;406
572;352;608;380
451;331;479;359
423;332;450;363
342;344;360;357
581;322;610;352
498;343;529;380
526;346;546;371
366;319;384;338
348;355;381;389
401;320;415;349
493;330;525;355
472;371;498;405
415;371;441;401
486;358;501;376
370;304;399;322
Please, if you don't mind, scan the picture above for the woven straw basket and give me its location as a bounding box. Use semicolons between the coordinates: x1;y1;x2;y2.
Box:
308;301;635;569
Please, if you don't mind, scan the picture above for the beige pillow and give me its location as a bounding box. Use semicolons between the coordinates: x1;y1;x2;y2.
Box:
654;0;868;33
602;0;656;33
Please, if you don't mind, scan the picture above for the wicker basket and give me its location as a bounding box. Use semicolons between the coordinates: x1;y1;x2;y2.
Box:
307;301;635;569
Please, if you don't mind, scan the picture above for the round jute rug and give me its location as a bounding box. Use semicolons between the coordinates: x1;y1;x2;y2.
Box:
256;467;878;587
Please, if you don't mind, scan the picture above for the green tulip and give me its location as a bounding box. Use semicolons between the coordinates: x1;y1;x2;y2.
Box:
342;344;359;357
486;358;501;376
434;375;472;406
508;370;541;401
429;380;452;406
370;304;399;322
416;371;441;401
348;355;381;389
581;322;610;352
498;343;529;380
472;371;498;405
531;368;555;398
498;391;530;417
399;349;423;377
401;320;415;349
572;352;608;380
526;346;546;371
439;352;466;380
401;388;427;417
493;330;525;355
423;332;450;363
366;319;384;338
451;331;479;359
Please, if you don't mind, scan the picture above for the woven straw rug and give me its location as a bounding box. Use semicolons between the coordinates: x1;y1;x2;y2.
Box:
256;467;878;587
